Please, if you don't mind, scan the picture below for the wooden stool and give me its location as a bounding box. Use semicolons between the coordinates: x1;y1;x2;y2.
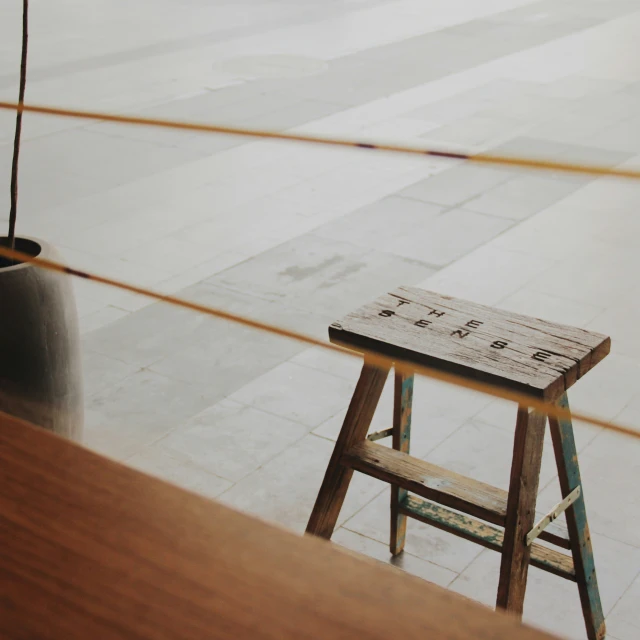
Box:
306;286;610;640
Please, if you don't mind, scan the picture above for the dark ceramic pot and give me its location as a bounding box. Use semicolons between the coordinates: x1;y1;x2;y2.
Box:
0;236;83;441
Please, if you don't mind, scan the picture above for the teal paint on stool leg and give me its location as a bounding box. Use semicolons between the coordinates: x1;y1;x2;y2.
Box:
550;394;605;640
399;496;576;581
390;372;413;555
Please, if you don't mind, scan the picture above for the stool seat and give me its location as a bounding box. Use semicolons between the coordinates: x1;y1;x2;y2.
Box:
330;286;610;400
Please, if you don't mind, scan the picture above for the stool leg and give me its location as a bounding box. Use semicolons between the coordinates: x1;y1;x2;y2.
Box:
306;362;389;539
390;371;414;555
549;394;605;640
497;407;546;616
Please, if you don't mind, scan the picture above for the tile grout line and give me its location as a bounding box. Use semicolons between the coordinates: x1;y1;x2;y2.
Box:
339;524;462;578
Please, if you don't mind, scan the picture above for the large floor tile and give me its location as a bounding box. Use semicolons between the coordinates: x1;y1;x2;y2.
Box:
79;305;132;335
331;527;457;588
84;369;220;461
586;115;640;153
397;164;514;207
124;446;233;500
387;208;513;266
0;156;107;214
421;112;524;147
217;433;386;534
587;303;640;360
417;245;554;306
606;573;640;640
464;175;580;220
450;529;640;640
143;399;308;482
229;361;355;428
83;283;274;368
525;112;614;146
614;391;640;430
342;491;483;574
147;317;306;392
289;346;364;382
80;348;141;399
211;232;436;317
496;289;604;328
527;249;640;308
567;354;640;424
313;195;444;254
15;129;206;194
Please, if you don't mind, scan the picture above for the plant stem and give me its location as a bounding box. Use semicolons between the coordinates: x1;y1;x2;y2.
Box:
8;0;29;250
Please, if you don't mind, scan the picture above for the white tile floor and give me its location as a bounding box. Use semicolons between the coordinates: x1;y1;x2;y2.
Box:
2;1;640;638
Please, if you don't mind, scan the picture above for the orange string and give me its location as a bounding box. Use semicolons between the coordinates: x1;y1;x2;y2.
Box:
0;243;636;441
1;101;640;180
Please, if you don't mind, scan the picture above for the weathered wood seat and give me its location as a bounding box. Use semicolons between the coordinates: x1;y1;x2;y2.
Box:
307;287;609;640
329;286;610;401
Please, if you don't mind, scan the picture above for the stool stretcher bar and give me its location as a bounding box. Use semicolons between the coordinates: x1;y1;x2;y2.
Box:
366;428;393;442
527;486;581;546
400;495;575;581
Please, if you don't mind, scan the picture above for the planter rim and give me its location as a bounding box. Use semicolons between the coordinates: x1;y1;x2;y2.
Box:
0;236;52;274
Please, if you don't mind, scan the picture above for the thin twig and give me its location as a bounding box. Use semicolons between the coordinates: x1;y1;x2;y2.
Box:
7;0;29;251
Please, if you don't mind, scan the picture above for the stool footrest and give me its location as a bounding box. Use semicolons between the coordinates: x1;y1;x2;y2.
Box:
343;441;570;549
344;440;507;524
401;495;576;582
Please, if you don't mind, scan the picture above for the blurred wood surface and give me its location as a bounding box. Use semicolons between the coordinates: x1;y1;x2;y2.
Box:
0;410;559;640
